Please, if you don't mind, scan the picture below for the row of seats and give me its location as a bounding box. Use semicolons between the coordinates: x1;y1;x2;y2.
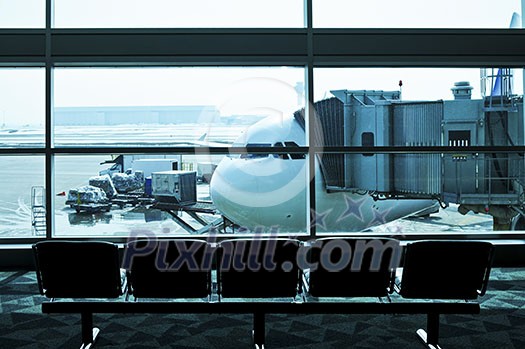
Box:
33;238;495;302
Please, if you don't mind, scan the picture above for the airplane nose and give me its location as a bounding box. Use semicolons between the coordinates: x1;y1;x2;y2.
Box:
210;155;307;232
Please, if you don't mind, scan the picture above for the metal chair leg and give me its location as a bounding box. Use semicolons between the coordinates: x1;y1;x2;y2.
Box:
416;313;442;349
253;311;265;349
80;312;100;349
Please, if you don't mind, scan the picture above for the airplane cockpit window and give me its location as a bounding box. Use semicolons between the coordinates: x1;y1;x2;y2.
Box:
269;141;306;160
272;142;290;160
237;142;306;160
240;143;271;159
284;141;306;160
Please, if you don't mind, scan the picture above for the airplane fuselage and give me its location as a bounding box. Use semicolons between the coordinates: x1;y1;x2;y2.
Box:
210;115;436;233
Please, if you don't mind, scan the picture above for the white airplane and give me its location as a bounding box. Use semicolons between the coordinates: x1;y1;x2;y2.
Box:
210;111;437;233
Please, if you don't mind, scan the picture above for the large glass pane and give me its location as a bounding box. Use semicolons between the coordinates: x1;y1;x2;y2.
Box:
0;155;45;238
314;151;525;234
53;67;305;148
54;0;304;28
314;0;521;28
0;0;45;28
54;151;308;237
314;67;525;234
316;152;525;234
0;68;45;148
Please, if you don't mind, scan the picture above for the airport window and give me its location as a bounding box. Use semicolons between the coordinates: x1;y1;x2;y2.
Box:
0;69;45;148
314;67;525;234
53;67;305;148
0;155;45;238
313;0;521;28
53;0;305;28
0;1;523;243
52;67;306;236
315;149;525;234
0;0;45;28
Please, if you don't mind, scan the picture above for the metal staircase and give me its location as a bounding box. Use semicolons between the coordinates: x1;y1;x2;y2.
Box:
31;186;46;235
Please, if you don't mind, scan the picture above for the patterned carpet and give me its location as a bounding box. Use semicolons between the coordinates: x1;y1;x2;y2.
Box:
1;269;525;348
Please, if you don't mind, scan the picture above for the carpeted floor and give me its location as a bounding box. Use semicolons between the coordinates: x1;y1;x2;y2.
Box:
1;269;525;348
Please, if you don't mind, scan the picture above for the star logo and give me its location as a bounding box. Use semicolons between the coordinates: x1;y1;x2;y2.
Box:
310;208;332;230
336;194;368;223
366;205;394;228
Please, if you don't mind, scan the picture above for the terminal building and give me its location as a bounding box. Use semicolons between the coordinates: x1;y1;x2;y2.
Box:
54;105;221;125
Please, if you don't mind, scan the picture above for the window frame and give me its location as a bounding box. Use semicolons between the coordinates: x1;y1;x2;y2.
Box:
1;0;525;243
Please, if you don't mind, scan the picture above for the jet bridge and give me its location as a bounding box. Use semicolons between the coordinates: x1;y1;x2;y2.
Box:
318;83;525;230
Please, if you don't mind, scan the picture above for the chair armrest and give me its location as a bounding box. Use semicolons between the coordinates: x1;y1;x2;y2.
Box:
393;282;401;294
478;255;494;297
387;270;396;294
301;269;310;295
32;245;45;296
478;245;495;297
119;269;128;296
123;270;133;301
393;271;402;294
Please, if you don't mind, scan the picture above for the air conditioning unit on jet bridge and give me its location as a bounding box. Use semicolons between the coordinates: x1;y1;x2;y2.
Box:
151;170;197;205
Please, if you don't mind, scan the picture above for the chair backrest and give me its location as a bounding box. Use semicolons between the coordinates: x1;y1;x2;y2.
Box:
217;238;300;298
307;237;401;297
33;240;122;298
124;239;212;298
399;240;494;300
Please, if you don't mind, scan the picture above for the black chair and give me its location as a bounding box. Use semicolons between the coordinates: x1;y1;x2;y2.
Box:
217;238;300;348
307;237;401;298
33;240;123;299
217;238;301;299
33;240;124;348
124;239;212;299
398;240;494;348
399;240;494;300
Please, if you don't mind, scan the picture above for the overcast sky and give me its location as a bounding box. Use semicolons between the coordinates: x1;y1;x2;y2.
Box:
1;0;518;28
0;0;522;126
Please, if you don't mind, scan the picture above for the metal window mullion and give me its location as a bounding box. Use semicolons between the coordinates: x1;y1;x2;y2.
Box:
305;0;316;238
44;0;53;239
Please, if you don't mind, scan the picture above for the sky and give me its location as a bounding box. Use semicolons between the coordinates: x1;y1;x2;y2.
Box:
1;0;519;29
1;0;520;29
0;0;523;126
314;0;521;28
52;68;305;115
4;67;524;127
